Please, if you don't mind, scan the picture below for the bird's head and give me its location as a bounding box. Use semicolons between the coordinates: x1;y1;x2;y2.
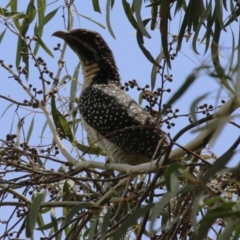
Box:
52;29;120;84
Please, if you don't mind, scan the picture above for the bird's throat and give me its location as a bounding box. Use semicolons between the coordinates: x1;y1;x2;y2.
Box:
80;59;120;90
81;62;100;91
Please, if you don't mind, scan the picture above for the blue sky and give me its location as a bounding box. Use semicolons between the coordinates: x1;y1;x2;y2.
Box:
0;0;239;238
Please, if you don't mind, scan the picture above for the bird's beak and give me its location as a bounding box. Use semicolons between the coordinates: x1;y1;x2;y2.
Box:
52;30;68;40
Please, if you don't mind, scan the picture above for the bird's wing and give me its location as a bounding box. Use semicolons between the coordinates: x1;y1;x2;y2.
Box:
79;83;167;158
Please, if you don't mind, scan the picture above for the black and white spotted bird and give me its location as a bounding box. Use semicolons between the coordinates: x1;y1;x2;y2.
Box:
53;29;168;164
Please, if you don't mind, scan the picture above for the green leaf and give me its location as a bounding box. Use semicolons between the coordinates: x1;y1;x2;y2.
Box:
51;208;60;240
37;0;46;22
150;3;158;30
63;181;72;201
233;224;240;240
15;36;23;70
40;120;47;145
113;204;154;240
111;0;115;8
176;0;192;52
40;207;51;214
70;62;80;133
122;0;138;30
76;13;105;29
64;203;95;225
92;0;101;13
161;208;170;231
22;0;36;36
10;0;17;12
0;28;6;44
106;0;115;39
151;51;163;90
218;221;239;240
146;0;161;8
36;211;45;235
33;0;46;54
134;0;151;38
26;115;35;143
89;217;99;240
150;185;191;231
34;6;58;57
202;151;235;183
26;191;46;237
211;20;234;94
190;93;209;122
100;209;112;240
165;73;196;110
160;0;171;68
215;0;225;32
16;117;25;146
76;142;106;156
202;1;213;55
70;63;80;109
15;0;36;78
164;163;184;191
136;19;161;68
42;8;58;26
51;96;74;142
36;218;64;230
194;218;215;240
0;10;25;20
1;103;14;118
225;7;240;27
10;0;21;31
35;34;54;57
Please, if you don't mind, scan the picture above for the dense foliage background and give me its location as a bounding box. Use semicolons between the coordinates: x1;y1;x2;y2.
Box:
0;0;240;239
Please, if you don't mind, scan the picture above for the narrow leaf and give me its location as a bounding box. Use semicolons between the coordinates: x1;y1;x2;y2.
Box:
106;0;116;39
165;73;196;109
26;115;35;143
164;163;184;191
1;103;14;118
190;93;209;122
70;62;80;111
76;13;105;29
10;0;21;31
160;0;171;68
136;19;161;67
64;203;95;225
70;62;80;133
92;0;101;13
26;191;46;237
0;28;6;43
134;0;151;38
211;20;234;94
40;120;47;145
151;51;163;90
33;0;46;54
51;208;59;240
42;8;58;26
16;117;25;146
36;218;64;230
202;151;235;183
51;96;74;142
76;142;106;156
89;217;99;240
113;204;154;240
150;4;158;30
100;209;112;240
35;34;54;57
122;0;138;30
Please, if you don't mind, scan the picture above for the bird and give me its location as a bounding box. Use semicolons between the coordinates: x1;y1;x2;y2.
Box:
52;29;168;165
